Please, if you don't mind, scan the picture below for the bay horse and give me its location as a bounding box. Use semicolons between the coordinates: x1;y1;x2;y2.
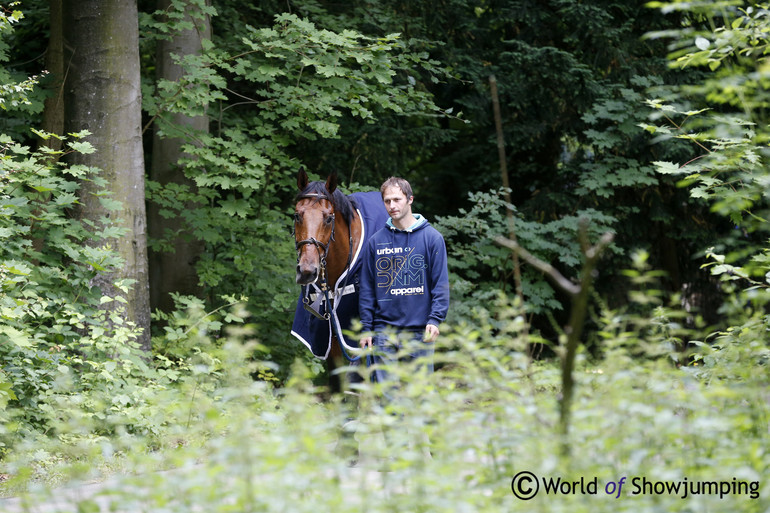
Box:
291;168;388;392
294;169;358;294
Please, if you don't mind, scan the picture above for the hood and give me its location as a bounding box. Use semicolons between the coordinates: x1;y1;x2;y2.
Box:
386;213;428;232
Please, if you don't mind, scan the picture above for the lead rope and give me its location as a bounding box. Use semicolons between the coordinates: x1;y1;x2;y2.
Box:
320;229;372;368
324;286;374;374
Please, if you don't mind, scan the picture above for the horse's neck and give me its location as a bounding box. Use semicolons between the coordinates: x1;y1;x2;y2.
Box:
327;209;362;287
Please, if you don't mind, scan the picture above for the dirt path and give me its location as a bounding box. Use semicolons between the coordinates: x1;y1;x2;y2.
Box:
0;478;128;513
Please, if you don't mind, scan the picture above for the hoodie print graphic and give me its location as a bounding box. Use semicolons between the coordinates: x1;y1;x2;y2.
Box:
375;245;427;297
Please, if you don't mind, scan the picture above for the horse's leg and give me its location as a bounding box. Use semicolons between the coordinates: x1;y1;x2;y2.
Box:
326;353;343;395
328;346;361;465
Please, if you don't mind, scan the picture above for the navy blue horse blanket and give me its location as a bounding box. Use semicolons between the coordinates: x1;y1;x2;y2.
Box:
291;191;388;359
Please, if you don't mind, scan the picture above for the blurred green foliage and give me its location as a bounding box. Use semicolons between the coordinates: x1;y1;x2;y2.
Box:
0;3;768;511
1;267;767;512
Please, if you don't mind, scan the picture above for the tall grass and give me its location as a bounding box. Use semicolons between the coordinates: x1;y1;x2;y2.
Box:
1;293;767;513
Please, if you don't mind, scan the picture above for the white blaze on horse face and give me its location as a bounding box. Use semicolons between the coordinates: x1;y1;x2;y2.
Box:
295;198;334;285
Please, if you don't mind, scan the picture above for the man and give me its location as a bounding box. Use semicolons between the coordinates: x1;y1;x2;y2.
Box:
358;177;450;383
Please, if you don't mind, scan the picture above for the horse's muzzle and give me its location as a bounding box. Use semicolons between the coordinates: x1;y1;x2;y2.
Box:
296;264;319;285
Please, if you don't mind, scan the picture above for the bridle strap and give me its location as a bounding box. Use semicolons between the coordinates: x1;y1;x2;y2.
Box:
295;236;330;254
294;213;336;264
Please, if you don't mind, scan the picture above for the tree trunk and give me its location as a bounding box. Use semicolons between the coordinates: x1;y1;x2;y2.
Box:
148;0;211;313
41;0;64;150
62;0;151;352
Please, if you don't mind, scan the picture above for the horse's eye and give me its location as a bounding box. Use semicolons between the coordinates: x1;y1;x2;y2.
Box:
324;215;334;225
294;213;301;223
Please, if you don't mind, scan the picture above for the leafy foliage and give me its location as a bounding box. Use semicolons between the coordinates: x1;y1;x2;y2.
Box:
435;189;618;318
642;2;770;325
0;6;35;111
0;133;257;451
644;3;770;226
1;276;768;512
0;130;189;448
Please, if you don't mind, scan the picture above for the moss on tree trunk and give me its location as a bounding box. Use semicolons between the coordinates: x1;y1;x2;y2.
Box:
63;0;151;351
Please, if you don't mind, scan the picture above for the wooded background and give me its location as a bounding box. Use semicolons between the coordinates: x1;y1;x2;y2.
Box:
1;3;769;501
2;0;736;345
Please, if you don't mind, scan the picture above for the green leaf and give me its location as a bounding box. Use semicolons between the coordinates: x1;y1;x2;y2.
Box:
695;36;710;51
69;140;95;154
0;326;34;347
6;264;30;276
87;261;106;271
653;161;684;175
219;197;250;218
98;197;123;212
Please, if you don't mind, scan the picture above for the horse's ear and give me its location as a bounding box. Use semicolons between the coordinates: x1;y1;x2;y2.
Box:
297;167;308;191
325;171;338;195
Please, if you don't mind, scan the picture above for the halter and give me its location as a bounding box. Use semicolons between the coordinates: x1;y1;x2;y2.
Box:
294;193;336;281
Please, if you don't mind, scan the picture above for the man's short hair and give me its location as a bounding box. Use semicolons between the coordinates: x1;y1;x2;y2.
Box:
380;177;413;199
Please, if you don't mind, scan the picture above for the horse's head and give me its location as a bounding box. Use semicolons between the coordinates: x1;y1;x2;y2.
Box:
294;168;339;285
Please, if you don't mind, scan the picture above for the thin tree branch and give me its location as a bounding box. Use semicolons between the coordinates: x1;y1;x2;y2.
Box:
494;235;580;296
496;219;615;456
489;75;525;307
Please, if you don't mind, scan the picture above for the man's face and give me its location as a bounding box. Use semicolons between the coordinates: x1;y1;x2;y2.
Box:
382;186;413;224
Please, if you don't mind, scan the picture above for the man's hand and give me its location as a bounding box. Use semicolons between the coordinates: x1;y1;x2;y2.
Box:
360;336;373;348
424;323;440;343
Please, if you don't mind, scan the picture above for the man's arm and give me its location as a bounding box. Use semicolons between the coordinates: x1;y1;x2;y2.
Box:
358;239;376;348
427;230;450;331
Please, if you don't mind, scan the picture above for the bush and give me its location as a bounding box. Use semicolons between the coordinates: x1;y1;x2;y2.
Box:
0;132;232;454
1;266;767;512
434;188;617;319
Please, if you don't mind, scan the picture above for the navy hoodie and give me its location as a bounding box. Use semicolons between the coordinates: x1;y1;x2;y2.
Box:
359;214;450;333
